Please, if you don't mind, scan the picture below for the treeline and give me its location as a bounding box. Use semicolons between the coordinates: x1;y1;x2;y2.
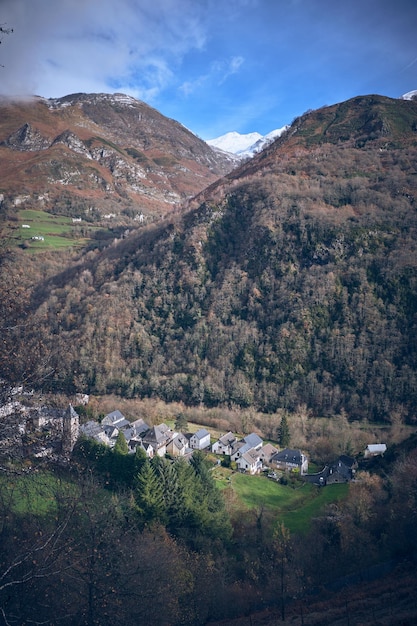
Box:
1;434;417;625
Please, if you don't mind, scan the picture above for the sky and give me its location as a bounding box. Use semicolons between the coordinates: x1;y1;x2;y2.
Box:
0;0;416;139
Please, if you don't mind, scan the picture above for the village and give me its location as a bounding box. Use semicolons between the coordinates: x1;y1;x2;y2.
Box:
0;393;387;486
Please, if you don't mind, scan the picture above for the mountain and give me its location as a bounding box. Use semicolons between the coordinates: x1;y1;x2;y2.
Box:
207;125;288;158
401;89;417;101
0;93;236;223
2;94;417;423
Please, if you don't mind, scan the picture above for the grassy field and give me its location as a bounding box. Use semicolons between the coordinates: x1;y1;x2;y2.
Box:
0;470;78;517
6;209;94;250
212;467;349;534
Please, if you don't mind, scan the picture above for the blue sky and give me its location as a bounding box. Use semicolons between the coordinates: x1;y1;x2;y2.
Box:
1;0;416;139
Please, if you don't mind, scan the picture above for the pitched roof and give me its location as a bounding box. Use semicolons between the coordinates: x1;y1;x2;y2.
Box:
218;431;237;446
273;448;303;464
243;433;263;449
193;428;210;440
102;410;127;426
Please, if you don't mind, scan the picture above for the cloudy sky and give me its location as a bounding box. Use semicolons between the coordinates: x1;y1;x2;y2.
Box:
1;0;416;139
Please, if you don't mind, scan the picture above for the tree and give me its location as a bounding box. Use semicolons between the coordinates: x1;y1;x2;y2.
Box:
279;413;290;448
113;430;128;455
134;459;165;525
175;411;188;432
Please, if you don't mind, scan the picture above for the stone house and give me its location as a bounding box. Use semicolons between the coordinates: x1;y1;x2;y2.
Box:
271;448;308;475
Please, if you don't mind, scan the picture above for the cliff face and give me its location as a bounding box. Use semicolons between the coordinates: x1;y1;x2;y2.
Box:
0;93;237;222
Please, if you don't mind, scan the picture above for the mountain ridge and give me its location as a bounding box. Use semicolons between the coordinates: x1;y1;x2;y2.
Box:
3;93;416;422
0;92;236;224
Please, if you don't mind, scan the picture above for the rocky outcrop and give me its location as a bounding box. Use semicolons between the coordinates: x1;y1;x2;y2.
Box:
3;122;50;151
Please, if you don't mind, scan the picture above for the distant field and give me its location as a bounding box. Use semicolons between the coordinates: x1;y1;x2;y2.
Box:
5;209;96;251
213;468;349;534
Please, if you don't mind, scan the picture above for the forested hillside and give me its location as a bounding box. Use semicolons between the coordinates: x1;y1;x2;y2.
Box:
2;94;417;422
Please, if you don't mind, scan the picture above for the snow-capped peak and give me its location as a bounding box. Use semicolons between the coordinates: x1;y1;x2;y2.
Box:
207;131;262;155
401;90;417;101
207;126;289;159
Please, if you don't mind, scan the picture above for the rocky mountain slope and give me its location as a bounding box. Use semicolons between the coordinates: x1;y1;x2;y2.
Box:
2;94;417;422
0;93;236;223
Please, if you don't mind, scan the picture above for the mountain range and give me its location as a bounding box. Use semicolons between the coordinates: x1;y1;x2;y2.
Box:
2;91;417;425
0;92;235;224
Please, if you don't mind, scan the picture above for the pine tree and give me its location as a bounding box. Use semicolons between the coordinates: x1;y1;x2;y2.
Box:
134;459;165;524
279;414;290;448
114;431;128;455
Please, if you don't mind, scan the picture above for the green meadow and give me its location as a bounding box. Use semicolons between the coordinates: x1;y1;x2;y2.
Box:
0;470;78;517
214;468;349;534
9;209;93;250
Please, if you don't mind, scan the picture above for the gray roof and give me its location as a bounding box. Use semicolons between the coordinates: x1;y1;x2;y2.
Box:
102;410;126;426
273;448;303;465
218;431;237;446
243;433;263;449
193;428;210;440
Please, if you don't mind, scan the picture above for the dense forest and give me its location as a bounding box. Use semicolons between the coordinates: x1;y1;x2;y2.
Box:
1;431;417;625
2;95;417;423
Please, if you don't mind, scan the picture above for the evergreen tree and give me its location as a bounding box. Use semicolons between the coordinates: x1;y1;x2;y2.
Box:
175;412;188;432
114;430;128;455
134;459;165;524
279;414;290;448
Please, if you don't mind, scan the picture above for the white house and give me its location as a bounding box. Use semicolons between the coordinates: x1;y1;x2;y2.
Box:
212;432;237;455
189;428;211;450
236;449;263;475
231;433;263;461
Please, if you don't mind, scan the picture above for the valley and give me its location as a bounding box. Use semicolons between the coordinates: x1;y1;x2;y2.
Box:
1;90;417;624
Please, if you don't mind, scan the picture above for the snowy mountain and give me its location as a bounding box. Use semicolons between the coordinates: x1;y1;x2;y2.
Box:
207;125;288;158
401;89;417;101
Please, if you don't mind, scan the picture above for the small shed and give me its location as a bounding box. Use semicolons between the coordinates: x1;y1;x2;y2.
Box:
364;443;387;458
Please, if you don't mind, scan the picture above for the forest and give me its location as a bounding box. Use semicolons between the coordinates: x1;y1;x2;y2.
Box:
2;128;417;423
0;425;417;625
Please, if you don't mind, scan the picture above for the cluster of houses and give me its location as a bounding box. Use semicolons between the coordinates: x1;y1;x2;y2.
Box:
0;394;386;483
80;410;311;476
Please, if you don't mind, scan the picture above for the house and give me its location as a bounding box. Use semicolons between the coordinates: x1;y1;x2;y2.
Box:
258;443;278;466
364;443;387;458
236;449;263;475
242;433;263;450
167;433;189;457
189;428;211;450
231;432;264;461
271;448;308;475
80;420;112;446
305;455;357;486
130;418;150;437
102;410;130;430
142;424;173;457
212;431;237;455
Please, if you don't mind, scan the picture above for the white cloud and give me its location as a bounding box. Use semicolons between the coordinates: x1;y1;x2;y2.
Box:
0;0;209;98
179;55;245;96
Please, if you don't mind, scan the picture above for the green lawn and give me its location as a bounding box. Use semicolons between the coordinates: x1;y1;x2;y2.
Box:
0;471;78;517
222;471;349;534
7;209;96;250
